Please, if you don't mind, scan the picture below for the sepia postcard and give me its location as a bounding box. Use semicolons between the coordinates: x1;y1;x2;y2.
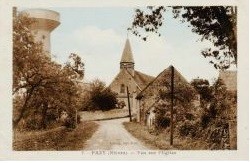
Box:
0;0;249;161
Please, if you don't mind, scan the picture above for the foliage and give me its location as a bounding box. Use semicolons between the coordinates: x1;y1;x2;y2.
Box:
82;79;118;111
179;120;197;137
65;53;85;80
152;75;236;149
200;79;230;125
184;78;235;149
129;6;237;70
151;68;197;132
13;12;85;130
155;113;170;129
190;78;213;107
13;121;99;150
117;101;126;109
157;68;196;106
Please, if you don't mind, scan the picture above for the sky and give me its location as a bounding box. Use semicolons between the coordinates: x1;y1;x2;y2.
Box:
49;7;228;85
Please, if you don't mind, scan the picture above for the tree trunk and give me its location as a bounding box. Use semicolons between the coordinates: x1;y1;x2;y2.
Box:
41;103;48;129
13;88;34;128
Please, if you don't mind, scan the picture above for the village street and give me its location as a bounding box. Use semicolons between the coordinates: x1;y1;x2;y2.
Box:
84;118;149;150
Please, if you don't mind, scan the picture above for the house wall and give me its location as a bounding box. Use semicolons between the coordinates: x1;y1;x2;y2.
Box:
137;79;163;125
219;71;237;92
109;69;138;113
136;68;201;128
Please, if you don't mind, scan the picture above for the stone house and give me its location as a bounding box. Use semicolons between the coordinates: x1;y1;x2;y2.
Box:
218;70;237;149
218;70;237;92
135;65;200;126
109;39;154;115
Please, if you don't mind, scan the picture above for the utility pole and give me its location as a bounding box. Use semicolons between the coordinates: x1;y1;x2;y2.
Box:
127;86;132;122
170;65;174;146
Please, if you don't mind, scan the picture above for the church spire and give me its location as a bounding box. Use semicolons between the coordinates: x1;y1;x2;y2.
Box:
120;39;135;75
120;39;134;64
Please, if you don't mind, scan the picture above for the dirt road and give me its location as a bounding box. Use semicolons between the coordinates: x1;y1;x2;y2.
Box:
84;118;148;150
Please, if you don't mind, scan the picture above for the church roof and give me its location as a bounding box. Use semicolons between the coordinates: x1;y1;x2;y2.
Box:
219;70;237;91
109;69;154;91
124;69;155;90
133;70;155;89
120;39;134;63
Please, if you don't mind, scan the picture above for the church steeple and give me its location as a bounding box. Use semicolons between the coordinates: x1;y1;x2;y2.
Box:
120;39;135;75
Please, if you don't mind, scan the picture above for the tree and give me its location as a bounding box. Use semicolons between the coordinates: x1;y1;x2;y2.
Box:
129;6;237;70
65;53;84;80
13;11;85;129
190;78;213;107
83;79;118;111
153;70;197;132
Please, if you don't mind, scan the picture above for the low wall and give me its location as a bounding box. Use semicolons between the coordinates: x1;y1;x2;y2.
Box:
79;109;131;121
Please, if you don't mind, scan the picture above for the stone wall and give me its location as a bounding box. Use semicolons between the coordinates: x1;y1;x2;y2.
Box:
79;109;130;121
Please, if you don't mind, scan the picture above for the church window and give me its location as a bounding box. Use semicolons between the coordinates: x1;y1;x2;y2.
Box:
120;84;125;93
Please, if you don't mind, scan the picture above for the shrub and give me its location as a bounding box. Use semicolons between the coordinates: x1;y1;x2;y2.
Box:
201;113;211;128
25;118;41;130
64;117;76;129
85;79;118;111
117;101;126;109
155;116;170;130
185;113;195;121
179;121;197;137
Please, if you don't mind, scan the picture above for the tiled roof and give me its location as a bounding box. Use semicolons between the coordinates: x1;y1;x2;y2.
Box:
136;65;195;99
133;70;155;89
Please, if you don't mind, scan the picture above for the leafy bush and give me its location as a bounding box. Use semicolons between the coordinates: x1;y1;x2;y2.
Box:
117;101;126;109
25;118;41;130
92;88;118;111
64;117;76;129
83;79;118;111
201;113;211;128
179;121;197;137
155;109;170;130
156;116;170;129
185;113;195;121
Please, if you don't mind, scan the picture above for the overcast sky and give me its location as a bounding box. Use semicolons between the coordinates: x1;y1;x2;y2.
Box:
49;7;231;85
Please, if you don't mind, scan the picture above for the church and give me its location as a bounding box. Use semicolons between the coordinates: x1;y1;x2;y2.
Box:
109;39;154;115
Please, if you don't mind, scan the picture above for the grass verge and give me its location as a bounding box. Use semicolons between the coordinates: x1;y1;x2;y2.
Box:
123;122;211;150
123;122;174;150
13;121;99;151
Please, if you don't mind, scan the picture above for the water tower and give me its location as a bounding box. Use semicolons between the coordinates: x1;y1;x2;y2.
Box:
20;9;60;56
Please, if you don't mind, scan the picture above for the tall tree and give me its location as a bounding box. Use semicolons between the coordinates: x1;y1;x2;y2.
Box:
129;6;237;70
190;78;213;106
13;11;85;129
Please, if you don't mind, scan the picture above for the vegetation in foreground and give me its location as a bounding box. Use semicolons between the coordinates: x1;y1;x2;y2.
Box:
123;121;169;150
123;121;210;150
13;11;85;130
124;79;237;150
13;121;98;151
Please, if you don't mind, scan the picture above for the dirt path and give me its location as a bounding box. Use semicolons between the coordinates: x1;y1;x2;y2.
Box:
84;118;148;150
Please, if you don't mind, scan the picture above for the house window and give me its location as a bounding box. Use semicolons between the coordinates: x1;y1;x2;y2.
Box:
120;84;125;93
